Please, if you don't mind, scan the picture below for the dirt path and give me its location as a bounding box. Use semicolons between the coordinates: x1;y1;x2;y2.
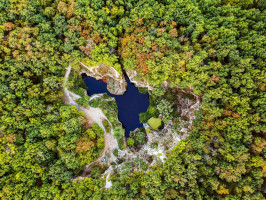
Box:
64;64;119;182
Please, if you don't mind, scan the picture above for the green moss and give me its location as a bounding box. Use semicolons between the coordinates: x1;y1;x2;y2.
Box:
147;117;162;130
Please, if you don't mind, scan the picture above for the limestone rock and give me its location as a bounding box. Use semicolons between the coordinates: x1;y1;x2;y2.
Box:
80;62;127;95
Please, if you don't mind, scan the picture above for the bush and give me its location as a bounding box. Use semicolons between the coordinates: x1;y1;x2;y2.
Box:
90;167;101;179
113;149;119;157
127;138;134;146
140;161;148;171
138;87;148;94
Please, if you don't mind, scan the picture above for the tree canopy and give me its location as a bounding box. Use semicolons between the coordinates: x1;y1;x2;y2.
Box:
0;0;265;199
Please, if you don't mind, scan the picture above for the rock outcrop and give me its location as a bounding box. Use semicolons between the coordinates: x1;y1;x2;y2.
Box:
80;62;127;95
126;70;153;90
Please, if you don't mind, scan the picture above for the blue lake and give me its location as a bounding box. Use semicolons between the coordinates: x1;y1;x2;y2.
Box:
83;76;149;137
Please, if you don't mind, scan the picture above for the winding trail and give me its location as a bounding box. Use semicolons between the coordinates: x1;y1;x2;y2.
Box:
63;64;118;184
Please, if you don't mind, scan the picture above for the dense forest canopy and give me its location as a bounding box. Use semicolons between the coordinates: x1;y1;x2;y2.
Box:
0;0;265;199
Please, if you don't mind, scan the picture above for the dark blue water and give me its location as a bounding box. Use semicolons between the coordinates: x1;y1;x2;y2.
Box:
83;76;149;137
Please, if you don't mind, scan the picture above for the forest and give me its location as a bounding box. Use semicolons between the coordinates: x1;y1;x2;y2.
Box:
0;0;265;199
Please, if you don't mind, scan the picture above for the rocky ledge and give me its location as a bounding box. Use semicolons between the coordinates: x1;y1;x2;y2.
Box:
126;70;153;90
80;62;127;95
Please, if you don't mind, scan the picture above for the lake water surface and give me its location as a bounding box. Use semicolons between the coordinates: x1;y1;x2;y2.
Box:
83;76;149;137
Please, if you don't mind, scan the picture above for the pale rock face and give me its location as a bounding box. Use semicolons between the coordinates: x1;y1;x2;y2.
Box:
106;76;126;95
